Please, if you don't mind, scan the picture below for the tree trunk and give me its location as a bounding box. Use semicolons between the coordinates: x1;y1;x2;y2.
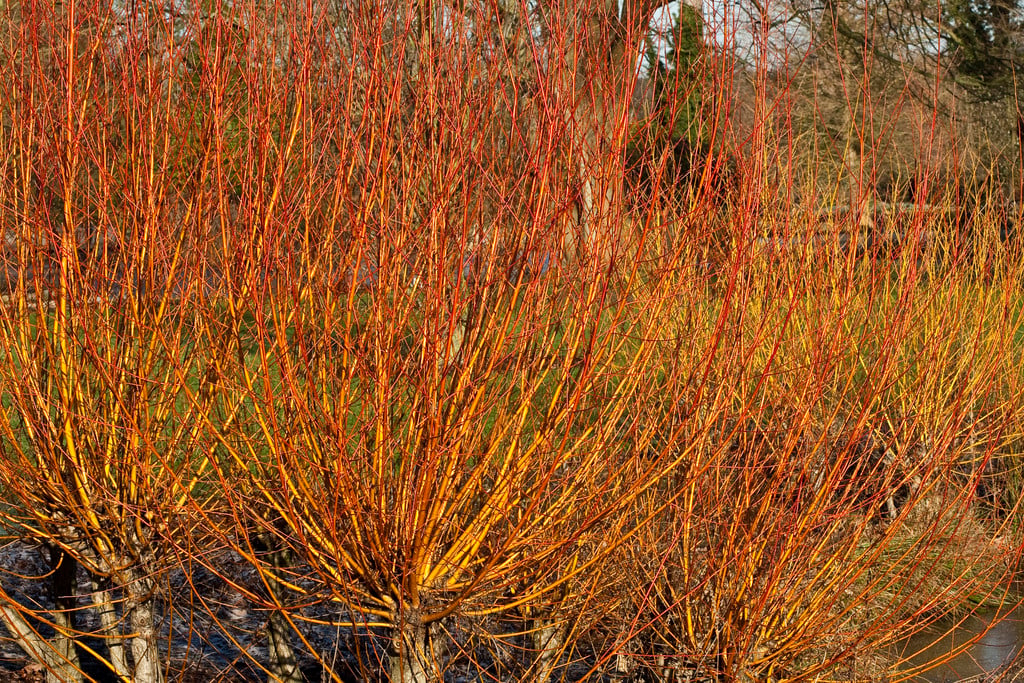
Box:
48;546;81;683
531;617;565;683
612;632;636;680
252;532;302;683
0;548;84;683
265;549;302;683
389;612;431;683
569;0;653;266
267;609;302;683
89;578;128;680
0;604;82;683
1017;115;1023;202
125;578;163;683
845;130;875;231
575;147;621;263
820;0;874;231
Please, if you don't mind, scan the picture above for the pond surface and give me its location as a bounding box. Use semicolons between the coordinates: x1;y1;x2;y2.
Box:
895;606;1024;682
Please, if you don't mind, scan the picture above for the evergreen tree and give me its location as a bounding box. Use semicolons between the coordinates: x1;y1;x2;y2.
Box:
649;6;706;149
946;0;1023;101
627;5;708;204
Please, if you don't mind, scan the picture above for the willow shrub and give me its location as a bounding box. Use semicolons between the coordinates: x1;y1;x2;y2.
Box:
1;1;1024;683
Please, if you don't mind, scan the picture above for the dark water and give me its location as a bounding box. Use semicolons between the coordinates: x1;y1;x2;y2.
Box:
895;607;1024;682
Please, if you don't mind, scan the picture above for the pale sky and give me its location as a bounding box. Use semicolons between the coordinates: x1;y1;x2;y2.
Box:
646;0;811;72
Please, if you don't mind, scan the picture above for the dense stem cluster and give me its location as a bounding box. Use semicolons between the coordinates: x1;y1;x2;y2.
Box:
0;1;1021;682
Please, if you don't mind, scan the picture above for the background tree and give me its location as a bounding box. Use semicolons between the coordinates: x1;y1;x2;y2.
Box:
626;4;711;211
944;0;1024;202
946;0;1023;100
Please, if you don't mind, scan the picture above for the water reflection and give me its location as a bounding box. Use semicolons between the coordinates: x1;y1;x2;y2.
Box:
896;607;1024;682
